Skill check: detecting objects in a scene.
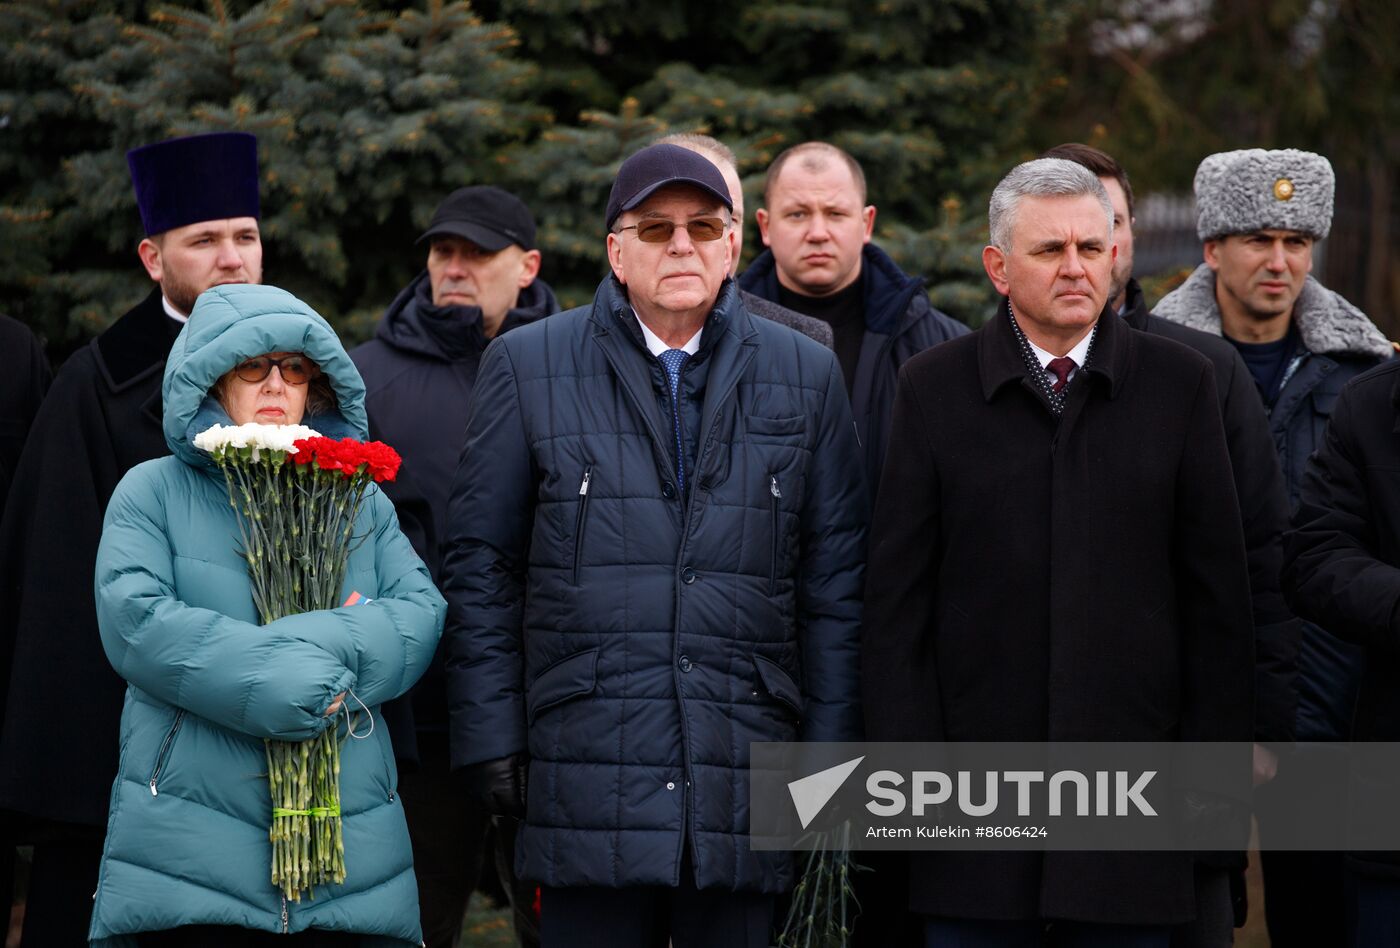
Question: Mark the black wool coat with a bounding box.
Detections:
[0,289,176,828]
[1283,360,1400,879]
[862,301,1254,925]
[0,315,51,514]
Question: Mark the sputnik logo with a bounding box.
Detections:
[787,756,865,829]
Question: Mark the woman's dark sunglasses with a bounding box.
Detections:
[233,355,320,385]
[617,217,727,243]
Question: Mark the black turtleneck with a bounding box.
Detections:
[777,275,865,395]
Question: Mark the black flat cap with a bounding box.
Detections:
[418,186,536,251]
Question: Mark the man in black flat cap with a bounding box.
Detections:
[441,143,866,946]
[0,131,262,946]
[353,185,558,948]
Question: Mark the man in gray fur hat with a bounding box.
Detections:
[1154,148,1393,948]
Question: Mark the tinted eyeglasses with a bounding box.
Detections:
[233,355,320,385]
[616,217,728,243]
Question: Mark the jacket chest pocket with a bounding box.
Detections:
[745,415,806,593]
[572,464,594,585]
[768,474,784,595]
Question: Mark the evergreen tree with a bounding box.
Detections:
[0,0,141,353]
[0,0,541,349]
[498,0,1073,324]
[1030,0,1398,326]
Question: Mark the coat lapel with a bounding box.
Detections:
[693,284,757,476]
[94,288,177,394]
[588,288,685,486]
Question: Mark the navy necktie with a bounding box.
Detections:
[659,348,689,490]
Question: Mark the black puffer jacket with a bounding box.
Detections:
[351,274,558,756]
[353,272,559,557]
[442,276,867,893]
[739,243,968,490]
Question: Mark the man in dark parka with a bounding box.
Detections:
[352,185,558,948]
[862,158,1254,946]
[442,144,866,947]
[0,132,262,946]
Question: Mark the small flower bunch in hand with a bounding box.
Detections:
[197,423,403,902]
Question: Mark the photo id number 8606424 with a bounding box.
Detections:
[974,826,1047,839]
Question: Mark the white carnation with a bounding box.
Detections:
[195,422,322,460]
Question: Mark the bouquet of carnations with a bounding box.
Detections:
[776,821,865,948]
[193,422,402,902]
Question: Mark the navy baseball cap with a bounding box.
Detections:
[127,132,260,237]
[418,186,536,251]
[605,144,733,230]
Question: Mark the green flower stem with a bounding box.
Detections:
[211,449,381,901]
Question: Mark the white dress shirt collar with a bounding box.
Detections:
[634,310,702,357]
[1025,325,1096,385]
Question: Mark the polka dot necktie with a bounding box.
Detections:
[1046,356,1076,394]
[659,348,689,490]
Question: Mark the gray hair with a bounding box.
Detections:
[654,133,738,175]
[988,158,1113,252]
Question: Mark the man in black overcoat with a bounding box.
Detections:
[1283,360,1400,945]
[861,158,1254,946]
[1044,142,1300,946]
[0,132,262,945]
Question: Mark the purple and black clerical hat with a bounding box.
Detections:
[126,132,260,237]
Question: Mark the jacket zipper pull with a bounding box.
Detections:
[770,475,781,499]
[281,895,289,933]
[579,470,592,496]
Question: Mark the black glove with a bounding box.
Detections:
[460,753,528,819]
[1179,788,1250,851]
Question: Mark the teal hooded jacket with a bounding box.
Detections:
[90,285,444,946]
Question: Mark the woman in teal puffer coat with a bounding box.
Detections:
[89,285,445,946]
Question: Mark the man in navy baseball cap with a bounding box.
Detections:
[604,141,733,230]
[443,140,865,947]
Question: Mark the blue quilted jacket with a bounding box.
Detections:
[442,276,867,894]
[89,285,444,946]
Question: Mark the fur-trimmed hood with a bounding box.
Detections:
[1153,264,1391,360]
